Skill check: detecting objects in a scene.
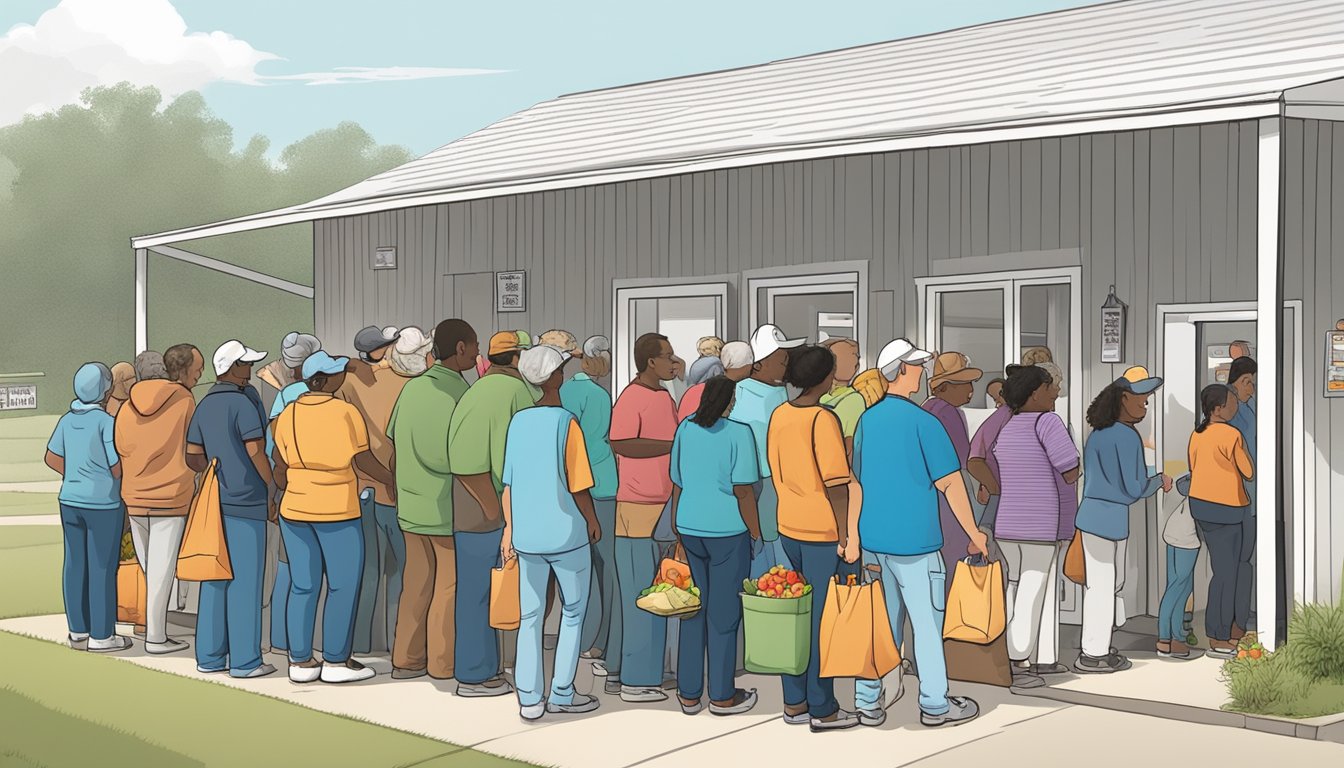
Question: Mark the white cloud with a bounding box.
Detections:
[0,0,502,125]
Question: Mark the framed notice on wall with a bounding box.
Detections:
[496,270,526,313]
[1326,329,1344,397]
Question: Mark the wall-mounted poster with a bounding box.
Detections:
[1327,329,1344,397]
[496,270,526,312]
[372,246,397,270]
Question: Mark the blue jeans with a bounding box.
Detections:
[581,498,619,656]
[749,482,792,577]
[270,561,290,651]
[354,492,405,654]
[678,533,750,702]
[855,551,950,716]
[59,504,122,640]
[281,517,364,663]
[779,537,841,718]
[517,547,592,707]
[1236,503,1255,629]
[454,528,503,685]
[197,515,267,676]
[1159,545,1199,641]
[615,536,666,687]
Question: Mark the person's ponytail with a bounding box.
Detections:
[1195,384,1232,434]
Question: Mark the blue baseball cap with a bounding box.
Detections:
[301,350,350,380]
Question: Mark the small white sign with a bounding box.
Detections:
[1,385,36,410]
[496,270,526,313]
[372,246,397,270]
[1101,306,1124,364]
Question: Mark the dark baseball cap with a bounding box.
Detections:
[354,326,400,356]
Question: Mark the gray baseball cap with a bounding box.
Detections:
[354,325,400,356]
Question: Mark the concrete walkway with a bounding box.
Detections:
[0,514,58,526]
[0,481,60,493]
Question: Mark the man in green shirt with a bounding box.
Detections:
[386,319,476,681]
[448,330,537,697]
[820,338,867,459]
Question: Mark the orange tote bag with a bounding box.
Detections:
[818,575,901,680]
[176,460,233,582]
[490,557,521,630]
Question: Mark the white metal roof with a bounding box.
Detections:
[135,0,1344,248]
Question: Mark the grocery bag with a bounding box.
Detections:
[657,542,691,588]
[1063,529,1086,585]
[741,590,811,675]
[944,633,1013,687]
[116,533,147,626]
[818,575,900,679]
[490,557,520,630]
[943,556,1006,644]
[176,460,232,582]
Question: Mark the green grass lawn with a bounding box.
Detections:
[0,492,58,517]
[0,524,537,768]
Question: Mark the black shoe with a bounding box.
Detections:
[1073,652,1132,674]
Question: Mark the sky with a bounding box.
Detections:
[0,0,1111,159]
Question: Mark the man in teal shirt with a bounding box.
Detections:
[386,319,476,680]
[560,335,621,677]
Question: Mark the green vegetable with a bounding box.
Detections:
[690,587,700,597]
[743,579,758,595]
[802,584,813,595]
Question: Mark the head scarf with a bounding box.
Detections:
[72,362,112,412]
[281,332,322,369]
[390,327,434,376]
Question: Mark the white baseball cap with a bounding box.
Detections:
[213,340,267,376]
[876,338,934,377]
[749,324,805,363]
[519,345,572,386]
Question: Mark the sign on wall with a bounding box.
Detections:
[1326,326,1344,397]
[372,246,397,270]
[496,270,526,313]
[0,385,37,411]
[1100,285,1126,364]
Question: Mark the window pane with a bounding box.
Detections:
[770,291,855,344]
[939,289,1005,410]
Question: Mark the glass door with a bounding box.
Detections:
[613,282,728,402]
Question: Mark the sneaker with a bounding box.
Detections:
[782,708,810,726]
[87,635,132,653]
[457,678,514,698]
[197,664,227,674]
[709,689,758,716]
[591,660,609,677]
[620,685,668,703]
[289,661,322,683]
[1074,653,1132,674]
[1207,641,1238,659]
[810,709,861,732]
[547,693,600,715]
[604,680,622,695]
[233,663,278,679]
[321,660,375,684]
[1157,640,1194,659]
[679,697,704,715]
[145,639,190,655]
[392,667,429,680]
[68,633,88,649]
[858,707,887,727]
[520,702,545,721]
[920,696,980,728]
[1010,671,1046,690]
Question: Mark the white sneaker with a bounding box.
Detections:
[289,662,322,683]
[232,663,277,679]
[591,660,609,677]
[520,702,545,721]
[620,686,668,703]
[321,660,376,684]
[87,635,131,653]
[547,693,600,714]
[68,633,88,649]
[145,639,190,655]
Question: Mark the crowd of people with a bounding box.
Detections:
[42,315,1258,727]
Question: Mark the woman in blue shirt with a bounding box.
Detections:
[670,375,762,717]
[44,362,131,653]
[1073,367,1171,674]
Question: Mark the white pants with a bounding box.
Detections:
[130,515,187,645]
[1080,532,1128,659]
[1000,540,1060,666]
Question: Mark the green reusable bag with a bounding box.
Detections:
[741,590,812,676]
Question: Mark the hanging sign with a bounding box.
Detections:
[1100,285,1126,364]
[496,270,526,313]
[1326,321,1344,397]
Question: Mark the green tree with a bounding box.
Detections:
[0,83,413,414]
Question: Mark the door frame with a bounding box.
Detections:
[1152,300,1307,617]
[743,261,869,368]
[612,279,730,401]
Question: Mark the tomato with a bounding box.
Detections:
[786,572,800,585]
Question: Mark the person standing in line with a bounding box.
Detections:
[45,362,130,653]
[1073,367,1170,674]
[1157,474,1201,660]
[263,331,322,655]
[1225,352,1257,635]
[502,345,603,720]
[685,336,727,389]
[985,378,1007,410]
[116,343,203,655]
[561,335,622,680]
[1188,384,1255,659]
[968,382,1012,532]
[448,331,537,699]
[133,351,169,384]
[339,325,406,656]
[608,332,680,703]
[388,319,477,680]
[769,346,860,732]
[678,340,752,423]
[273,351,395,684]
[921,352,984,580]
[669,375,761,717]
[106,362,136,418]
[851,339,987,728]
[818,338,866,460]
[186,340,277,679]
[991,365,1079,687]
[731,324,805,576]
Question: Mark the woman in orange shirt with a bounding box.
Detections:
[1186,384,1254,658]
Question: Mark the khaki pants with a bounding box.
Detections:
[393,532,456,678]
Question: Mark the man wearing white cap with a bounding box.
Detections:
[729,324,804,575]
[851,338,986,728]
[502,345,602,720]
[185,340,277,679]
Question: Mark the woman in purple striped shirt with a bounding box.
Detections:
[991,365,1080,688]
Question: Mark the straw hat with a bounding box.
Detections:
[929,352,984,389]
